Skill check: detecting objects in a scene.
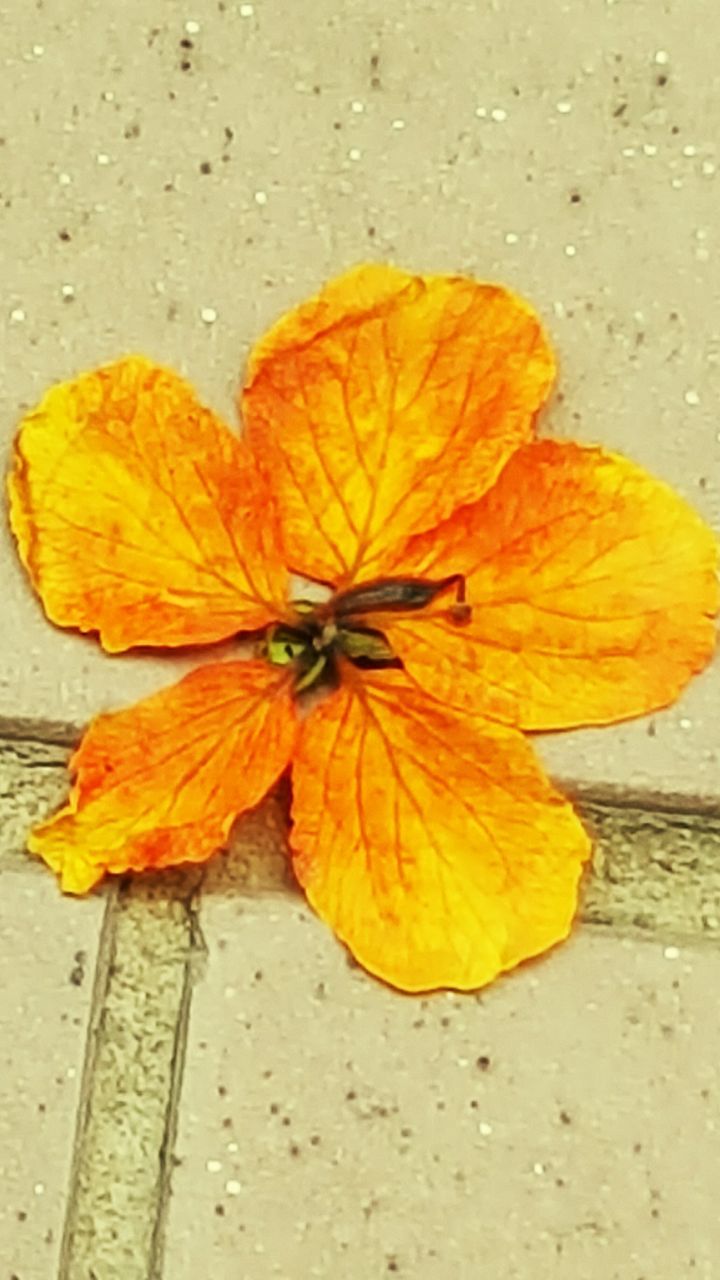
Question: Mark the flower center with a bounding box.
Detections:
[263,573,470,693]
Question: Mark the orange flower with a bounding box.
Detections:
[7,265,719,992]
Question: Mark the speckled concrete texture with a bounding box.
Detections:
[0,870,105,1280]
[2,0,720,1277]
[164,913,720,1280]
[1,0,718,797]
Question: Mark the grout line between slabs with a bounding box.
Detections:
[147,888,207,1280]
[57,883,120,1280]
[55,872,206,1280]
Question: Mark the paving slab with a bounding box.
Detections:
[164,893,720,1280]
[1,0,718,799]
[0,869,106,1280]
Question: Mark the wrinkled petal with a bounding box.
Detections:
[29,661,297,893]
[243,264,554,585]
[379,441,719,731]
[290,669,590,993]
[8,357,288,651]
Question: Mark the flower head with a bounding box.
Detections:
[7,265,718,991]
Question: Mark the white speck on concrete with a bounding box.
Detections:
[102,89,115,101]
[491,107,507,122]
[96,153,110,165]
[350,100,365,113]
[226,1179,242,1195]
[479,1121,493,1136]
[654,50,670,66]
[664,945,680,960]
[10,307,26,322]
[475,106,487,118]
[32,43,45,56]
[684,390,700,406]
[683,145,697,157]
[391,118,406,130]
[556,101,572,114]
[348,147,361,160]
[254,190,268,205]
[200,306,217,324]
[239,3,254,14]
[34,1182,45,1195]
[643,143,658,156]
[565,244,577,256]
[533,1162,546,1175]
[206,1159,222,1172]
[61,283,75,299]
[702,160,716,176]
[505,232,518,244]
[58,172,72,185]
[185,19,201,33]
[622,146,636,157]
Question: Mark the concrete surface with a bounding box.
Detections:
[165,916,720,1280]
[1,0,719,799]
[2,0,720,1278]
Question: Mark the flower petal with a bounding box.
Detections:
[381,441,719,730]
[29,661,297,893]
[289,669,590,993]
[242,264,554,584]
[8,357,287,651]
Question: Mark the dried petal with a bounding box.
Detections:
[290,669,590,992]
[380,441,719,729]
[29,661,297,893]
[243,264,554,584]
[8,357,287,651]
